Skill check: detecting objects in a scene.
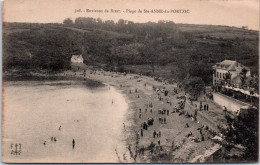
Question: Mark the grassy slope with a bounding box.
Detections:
[3,22,259,84]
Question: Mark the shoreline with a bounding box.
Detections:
[3,69,224,163]
[3,72,105,88]
[74,69,227,163]
[3,72,136,162]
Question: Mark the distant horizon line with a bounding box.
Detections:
[3,21,259,32]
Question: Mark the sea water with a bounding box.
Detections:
[2,80,128,163]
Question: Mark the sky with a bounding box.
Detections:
[3,0,259,30]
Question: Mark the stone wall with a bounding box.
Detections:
[184,101,219,132]
[212,92,250,113]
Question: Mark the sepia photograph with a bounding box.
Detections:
[1,0,259,163]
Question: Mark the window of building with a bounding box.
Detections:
[217,72,219,78]
[220,73,222,79]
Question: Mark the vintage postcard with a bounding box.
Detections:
[2,0,259,163]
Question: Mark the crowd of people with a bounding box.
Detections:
[123,73,223,154]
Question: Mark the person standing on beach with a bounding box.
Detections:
[72,139,75,149]
[153,130,156,138]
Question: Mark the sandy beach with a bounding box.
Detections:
[57,65,225,163]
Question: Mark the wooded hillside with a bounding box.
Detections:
[3,18,259,88]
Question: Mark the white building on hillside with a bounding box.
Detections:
[71,55,83,63]
[212,60,251,87]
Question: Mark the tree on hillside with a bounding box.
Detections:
[139,41,160,73]
[184,77,205,100]
[249,75,259,92]
[222,109,258,162]
[63,18,73,25]
[224,71,232,85]
[96,18,102,24]
[240,67,248,87]
[118,19,126,25]
[188,60,213,84]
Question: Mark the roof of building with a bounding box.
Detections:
[71,55,83,58]
[218,60,238,71]
[213,60,250,71]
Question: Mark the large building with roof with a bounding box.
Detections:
[212,60,251,87]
